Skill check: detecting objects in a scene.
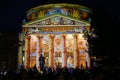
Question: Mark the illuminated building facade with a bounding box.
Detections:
[18,3,95,70]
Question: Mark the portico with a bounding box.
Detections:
[18,3,94,70]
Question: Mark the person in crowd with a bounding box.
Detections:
[39,54,45,71]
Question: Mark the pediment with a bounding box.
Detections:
[23,15,90,27]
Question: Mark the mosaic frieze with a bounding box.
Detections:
[32,16,87,26]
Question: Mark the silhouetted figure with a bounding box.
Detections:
[39,54,45,71]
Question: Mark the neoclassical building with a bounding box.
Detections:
[18,3,95,70]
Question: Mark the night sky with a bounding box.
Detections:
[0,0,120,56]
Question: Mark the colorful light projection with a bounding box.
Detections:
[18,3,96,70]
[26,4,92,22]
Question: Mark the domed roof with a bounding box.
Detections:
[27,3,92,14]
[25,3,92,23]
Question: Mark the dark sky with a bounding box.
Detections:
[0,0,120,55]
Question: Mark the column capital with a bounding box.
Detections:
[26,35,31,39]
[49,34,55,39]
[62,34,67,39]
[62,34,67,36]
[36,34,43,38]
[73,34,78,38]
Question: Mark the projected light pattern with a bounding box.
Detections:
[18,3,95,70]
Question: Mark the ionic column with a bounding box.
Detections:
[18,33,23,67]
[18,46,22,66]
[85,40,90,68]
[49,34,55,68]
[37,35,43,57]
[25,35,31,69]
[62,34,67,67]
[73,34,79,68]
[36,34,42,70]
[29,35,33,68]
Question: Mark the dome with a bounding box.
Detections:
[25,3,92,23]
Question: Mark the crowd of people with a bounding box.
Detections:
[0,59,120,80]
[0,66,97,80]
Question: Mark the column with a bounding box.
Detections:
[36,34,43,70]
[73,34,79,68]
[25,35,31,69]
[18,33,24,69]
[62,34,67,67]
[29,35,32,68]
[49,34,55,68]
[18,46,22,68]
[37,35,43,57]
[85,39,90,68]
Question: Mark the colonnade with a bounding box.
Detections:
[24,33,89,69]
